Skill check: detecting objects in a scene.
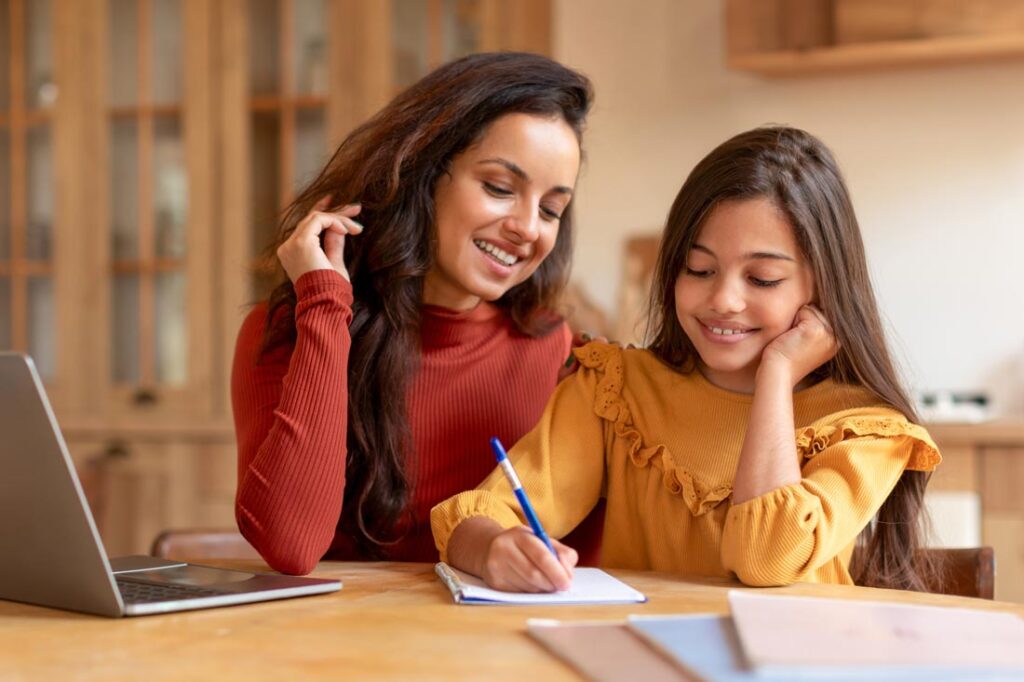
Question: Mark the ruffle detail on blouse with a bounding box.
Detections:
[795,413,941,472]
[574,343,732,516]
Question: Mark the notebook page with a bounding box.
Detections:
[435,563,646,605]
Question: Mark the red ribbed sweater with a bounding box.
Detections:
[232,269,601,574]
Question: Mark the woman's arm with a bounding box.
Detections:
[232,271,354,575]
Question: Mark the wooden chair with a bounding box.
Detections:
[917,547,995,600]
[150,528,262,562]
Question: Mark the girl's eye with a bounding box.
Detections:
[685,267,712,278]
[750,276,783,288]
[483,182,513,197]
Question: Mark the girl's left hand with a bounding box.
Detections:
[759,305,839,387]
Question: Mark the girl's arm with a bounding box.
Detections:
[232,272,353,575]
[431,351,610,592]
[732,305,838,504]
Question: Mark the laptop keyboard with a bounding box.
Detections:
[116,576,229,604]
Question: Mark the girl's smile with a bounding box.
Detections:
[674,197,815,393]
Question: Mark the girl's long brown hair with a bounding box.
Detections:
[259,52,592,557]
[646,126,939,591]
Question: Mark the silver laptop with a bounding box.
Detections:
[0,352,340,617]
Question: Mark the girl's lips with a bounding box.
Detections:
[697,320,757,344]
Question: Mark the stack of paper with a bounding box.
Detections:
[527,591,1024,681]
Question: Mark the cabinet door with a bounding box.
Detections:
[84,0,215,419]
[0,0,77,409]
[65,435,238,556]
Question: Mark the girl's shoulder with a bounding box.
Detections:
[796,403,941,472]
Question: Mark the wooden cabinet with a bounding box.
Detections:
[927,422,1024,603]
[725,0,1024,76]
[1,0,553,555]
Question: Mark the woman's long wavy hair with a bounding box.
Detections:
[259,52,592,557]
[646,126,939,591]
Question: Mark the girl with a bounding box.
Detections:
[431,126,942,593]
[232,52,603,575]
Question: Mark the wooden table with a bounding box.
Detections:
[2,561,1022,680]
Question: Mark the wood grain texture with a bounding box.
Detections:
[0,562,1021,680]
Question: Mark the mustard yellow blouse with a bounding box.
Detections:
[431,343,941,586]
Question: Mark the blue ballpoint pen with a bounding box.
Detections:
[489,437,558,559]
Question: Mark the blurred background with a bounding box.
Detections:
[1,0,1022,599]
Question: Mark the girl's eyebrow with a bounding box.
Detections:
[691,243,795,262]
[477,158,574,196]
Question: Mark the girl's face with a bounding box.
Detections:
[674,197,816,393]
[425,112,581,310]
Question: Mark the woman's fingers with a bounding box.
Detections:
[278,203,363,283]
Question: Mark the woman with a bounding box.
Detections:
[232,52,601,575]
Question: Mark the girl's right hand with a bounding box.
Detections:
[276,196,364,283]
[481,525,577,592]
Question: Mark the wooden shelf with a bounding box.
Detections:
[729,31,1024,76]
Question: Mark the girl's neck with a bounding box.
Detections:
[697,360,820,395]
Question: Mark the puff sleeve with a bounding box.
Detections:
[720,409,941,586]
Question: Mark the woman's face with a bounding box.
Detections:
[425,112,581,310]
[673,197,815,393]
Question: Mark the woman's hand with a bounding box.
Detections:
[759,304,839,388]
[276,196,364,283]
[481,526,578,592]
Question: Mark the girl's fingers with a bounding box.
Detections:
[312,194,332,212]
[518,532,572,591]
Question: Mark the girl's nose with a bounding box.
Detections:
[709,277,746,314]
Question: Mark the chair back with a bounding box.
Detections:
[917,547,995,600]
[150,528,261,562]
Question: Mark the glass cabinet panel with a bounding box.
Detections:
[106,0,190,392]
[112,274,140,384]
[441,0,483,63]
[293,0,327,96]
[0,278,9,347]
[154,271,185,385]
[109,0,139,108]
[294,107,326,191]
[27,276,53,377]
[26,126,53,260]
[25,0,54,109]
[392,0,429,89]
[0,132,9,260]
[151,0,182,105]
[246,0,329,300]
[110,119,139,260]
[153,116,186,259]
[248,0,280,97]
[0,0,9,110]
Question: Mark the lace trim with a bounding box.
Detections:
[575,344,731,516]
[795,415,941,471]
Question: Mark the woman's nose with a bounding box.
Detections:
[501,204,541,244]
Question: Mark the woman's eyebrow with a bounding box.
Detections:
[478,158,573,196]
[691,243,795,262]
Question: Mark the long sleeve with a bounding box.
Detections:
[430,359,607,563]
[720,411,941,586]
[232,269,353,575]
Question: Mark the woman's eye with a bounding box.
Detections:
[750,276,783,288]
[685,267,711,278]
[483,182,513,197]
[540,205,562,221]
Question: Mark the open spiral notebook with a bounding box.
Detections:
[434,562,646,605]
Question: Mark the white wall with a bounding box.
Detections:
[554,0,1024,416]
